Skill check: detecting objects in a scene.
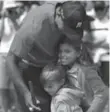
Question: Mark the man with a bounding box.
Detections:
[6,1,87,112]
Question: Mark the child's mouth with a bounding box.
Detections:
[61,58,67,62]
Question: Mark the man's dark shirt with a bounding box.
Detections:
[10,2,62,67]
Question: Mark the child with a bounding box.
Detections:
[58,38,109,112]
[40,64,84,112]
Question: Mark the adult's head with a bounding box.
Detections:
[54,1,86,41]
[3,1,23,19]
[92,1,108,20]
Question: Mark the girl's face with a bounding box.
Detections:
[59,43,79,66]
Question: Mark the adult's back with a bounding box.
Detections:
[10,3,62,67]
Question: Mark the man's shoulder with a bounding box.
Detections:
[34,3,55,17]
[23,3,55,25]
[16,3,56,37]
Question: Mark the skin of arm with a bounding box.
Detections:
[6,52,29,96]
[6,52,41,111]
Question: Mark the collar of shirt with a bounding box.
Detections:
[67,63,82,90]
[67,63,80,79]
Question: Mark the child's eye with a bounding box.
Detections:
[64,49,71,53]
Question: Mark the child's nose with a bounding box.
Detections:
[60,52,65,57]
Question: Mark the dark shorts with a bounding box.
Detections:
[16,65,51,112]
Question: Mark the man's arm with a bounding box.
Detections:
[6,52,29,96]
[86,68,109,112]
[6,52,41,111]
[5,5,49,111]
[6,52,33,108]
[5,7,41,110]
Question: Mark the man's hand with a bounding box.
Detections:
[24,92,41,111]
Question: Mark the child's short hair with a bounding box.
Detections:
[60,37,81,52]
[40,63,66,86]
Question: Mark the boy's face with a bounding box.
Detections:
[59,43,79,66]
[44,80,64,96]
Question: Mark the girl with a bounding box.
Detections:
[58,38,108,112]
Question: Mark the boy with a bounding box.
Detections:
[58,38,109,112]
[40,64,84,112]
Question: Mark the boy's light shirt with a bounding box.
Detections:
[51,88,83,112]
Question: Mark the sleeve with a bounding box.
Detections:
[10,24,34,59]
[9,6,46,59]
[56,102,83,112]
[86,68,109,112]
[51,96,83,112]
[55,102,72,112]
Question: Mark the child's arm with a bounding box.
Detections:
[52,101,82,112]
[56,103,72,112]
[85,68,108,112]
